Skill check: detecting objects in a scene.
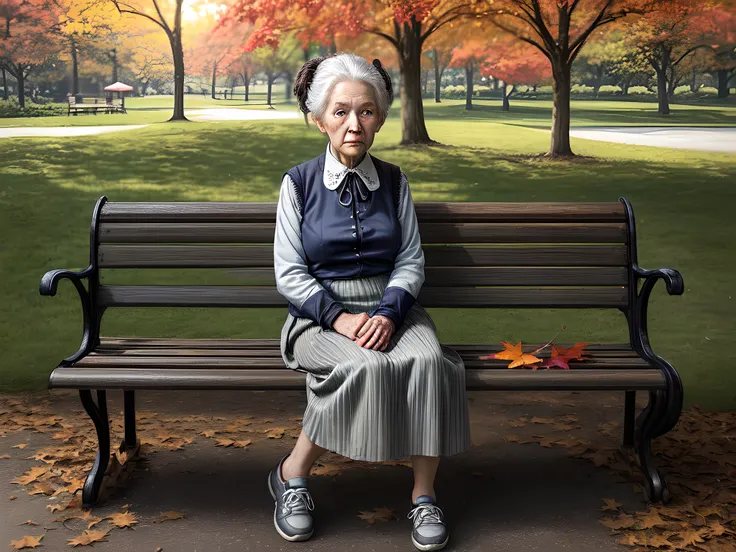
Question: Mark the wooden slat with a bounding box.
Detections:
[100,223,276,244]
[97,337,635,352]
[48,367,664,391]
[101,202,626,223]
[80,351,650,370]
[98,244,628,268]
[100,267,628,287]
[423,267,628,287]
[98,222,627,245]
[98,285,628,308]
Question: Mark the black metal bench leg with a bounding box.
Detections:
[123,390,137,449]
[623,390,636,447]
[634,390,671,504]
[79,390,110,507]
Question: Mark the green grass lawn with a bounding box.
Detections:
[1,99,735,412]
[1,92,734,128]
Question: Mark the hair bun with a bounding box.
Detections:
[372,58,393,105]
[294,55,328,115]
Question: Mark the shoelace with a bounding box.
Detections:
[407,503,445,527]
[282,487,315,514]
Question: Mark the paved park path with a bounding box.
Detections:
[0,125,150,138]
[569,126,736,153]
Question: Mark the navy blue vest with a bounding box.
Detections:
[283,152,403,321]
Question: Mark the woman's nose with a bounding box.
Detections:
[347,112,362,132]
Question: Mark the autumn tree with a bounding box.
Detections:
[110,0,187,120]
[222,0,491,145]
[449,40,488,110]
[250,32,303,107]
[483,38,552,110]
[487,0,661,156]
[627,0,718,115]
[0,0,62,107]
[709,4,736,98]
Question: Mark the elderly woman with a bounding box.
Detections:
[270,53,471,551]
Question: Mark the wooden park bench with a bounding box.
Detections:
[39,197,684,508]
[67,96,126,116]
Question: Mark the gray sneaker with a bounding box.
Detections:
[267,454,315,541]
[408,495,449,551]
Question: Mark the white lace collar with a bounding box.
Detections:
[322,141,380,191]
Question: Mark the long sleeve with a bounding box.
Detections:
[274,174,346,329]
[370,172,425,329]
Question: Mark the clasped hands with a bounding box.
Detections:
[332,312,394,351]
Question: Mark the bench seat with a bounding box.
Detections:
[48,337,665,391]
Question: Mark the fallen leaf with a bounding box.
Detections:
[0,455,11,459]
[214,439,234,447]
[12,444,28,449]
[9,534,44,550]
[67,529,109,547]
[265,428,286,439]
[154,511,186,523]
[105,511,137,529]
[600,498,623,512]
[9,495,17,500]
[18,521,39,526]
[357,507,396,524]
[479,342,543,369]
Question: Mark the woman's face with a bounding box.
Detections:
[313,79,384,168]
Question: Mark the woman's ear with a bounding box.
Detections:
[313,115,327,134]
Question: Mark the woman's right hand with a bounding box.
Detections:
[332,312,371,341]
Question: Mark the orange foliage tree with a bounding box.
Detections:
[0,0,62,107]
[449,39,488,110]
[221,0,489,145]
[110,0,187,120]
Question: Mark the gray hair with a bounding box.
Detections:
[306,53,392,123]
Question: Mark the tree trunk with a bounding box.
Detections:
[690,68,698,93]
[593,65,603,98]
[550,61,573,156]
[717,69,730,99]
[70,37,79,95]
[397,26,433,145]
[502,84,516,111]
[245,77,250,101]
[267,74,273,107]
[141,81,149,96]
[465,61,474,110]
[656,68,669,115]
[285,73,292,102]
[655,46,670,116]
[433,49,441,103]
[2,68,7,101]
[17,68,25,108]
[170,31,187,121]
[111,48,118,83]
[211,60,217,99]
[329,39,337,55]
[493,77,499,91]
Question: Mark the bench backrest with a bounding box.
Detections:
[91,200,635,311]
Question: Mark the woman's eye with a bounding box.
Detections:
[335,110,345,116]
[363,110,373,116]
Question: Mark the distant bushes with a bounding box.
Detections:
[0,97,64,118]
[628,86,655,96]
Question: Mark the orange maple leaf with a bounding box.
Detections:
[480,342,543,369]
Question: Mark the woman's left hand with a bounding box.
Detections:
[355,315,395,351]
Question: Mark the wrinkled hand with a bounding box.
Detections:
[333,312,395,351]
[333,312,371,341]
[355,315,394,351]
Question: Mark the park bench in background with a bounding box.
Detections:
[67,96,126,116]
[39,198,684,507]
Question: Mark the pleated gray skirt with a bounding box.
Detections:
[280,273,472,462]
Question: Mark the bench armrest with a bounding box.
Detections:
[631,266,684,359]
[39,267,97,365]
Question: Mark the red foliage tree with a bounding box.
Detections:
[221,0,489,145]
[482,39,552,111]
[0,0,62,107]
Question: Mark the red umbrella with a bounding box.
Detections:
[103,82,134,110]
